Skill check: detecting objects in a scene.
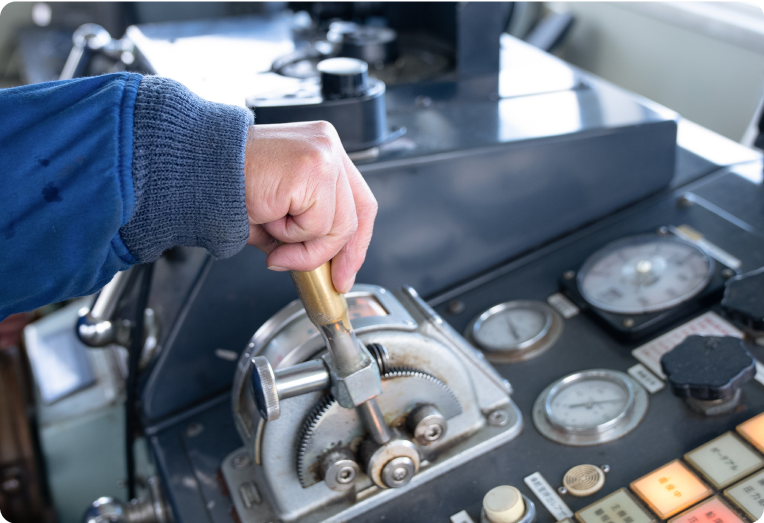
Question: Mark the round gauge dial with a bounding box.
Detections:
[577,235,714,315]
[466,301,562,363]
[533,369,648,446]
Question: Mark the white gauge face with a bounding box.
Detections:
[474,307,548,351]
[547,377,630,431]
[578,235,713,314]
[533,370,648,445]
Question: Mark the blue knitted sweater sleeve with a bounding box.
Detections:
[0,73,253,320]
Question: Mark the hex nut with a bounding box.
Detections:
[322,353,382,408]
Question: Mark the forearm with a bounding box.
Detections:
[0,74,253,319]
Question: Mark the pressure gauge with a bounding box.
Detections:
[466,300,562,363]
[533,369,648,446]
[577,235,714,315]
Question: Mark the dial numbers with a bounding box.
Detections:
[548,378,629,431]
[474,307,547,350]
[467,301,563,363]
[578,235,714,315]
[533,369,649,446]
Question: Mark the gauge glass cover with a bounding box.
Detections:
[545,372,635,434]
[472,302,552,352]
[577,235,714,315]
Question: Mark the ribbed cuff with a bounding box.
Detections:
[119,76,254,262]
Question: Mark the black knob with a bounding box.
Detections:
[722,266,764,331]
[317,57,369,100]
[661,335,755,401]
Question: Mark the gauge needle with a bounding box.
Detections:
[504,316,520,340]
[566,399,624,409]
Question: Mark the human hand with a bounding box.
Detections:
[244,121,378,294]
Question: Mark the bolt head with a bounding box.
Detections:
[322,454,360,491]
[487,409,509,427]
[424,424,443,441]
[381,456,416,488]
[186,423,204,438]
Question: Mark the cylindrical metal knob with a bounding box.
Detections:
[321,449,360,491]
[317,57,369,100]
[407,404,447,445]
[251,357,330,421]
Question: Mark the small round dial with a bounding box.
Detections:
[547,377,630,432]
[467,301,562,362]
[533,370,648,446]
[578,235,714,315]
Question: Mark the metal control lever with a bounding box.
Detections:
[251,261,423,488]
[77,270,132,347]
[252,263,385,427]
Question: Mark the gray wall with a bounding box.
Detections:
[553,2,764,142]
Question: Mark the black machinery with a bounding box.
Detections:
[60,4,764,523]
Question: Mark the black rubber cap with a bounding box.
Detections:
[661,335,755,401]
[722,266,764,331]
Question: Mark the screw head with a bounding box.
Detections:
[446,300,466,315]
[558,486,568,495]
[381,456,416,488]
[408,405,447,445]
[487,409,509,427]
[336,465,357,484]
[232,453,251,470]
[601,464,611,473]
[186,422,204,438]
[424,424,443,442]
[322,453,360,491]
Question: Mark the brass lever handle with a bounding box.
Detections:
[290,262,351,330]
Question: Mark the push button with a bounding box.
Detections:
[737,411,764,453]
[668,496,745,523]
[685,432,764,489]
[630,459,713,519]
[575,488,655,523]
[723,468,764,521]
[483,486,526,523]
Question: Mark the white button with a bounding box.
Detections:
[483,485,525,523]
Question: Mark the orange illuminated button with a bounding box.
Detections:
[669,496,745,523]
[631,460,713,519]
[738,411,764,453]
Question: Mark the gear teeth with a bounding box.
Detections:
[296,393,336,487]
[296,367,461,488]
[382,368,462,414]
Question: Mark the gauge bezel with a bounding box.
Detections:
[466,300,562,363]
[532,369,649,446]
[577,234,715,315]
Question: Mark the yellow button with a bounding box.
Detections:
[685,432,764,489]
[483,485,526,523]
[576,488,655,523]
[631,459,713,519]
[669,496,745,523]
[723,468,764,521]
[737,411,764,453]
